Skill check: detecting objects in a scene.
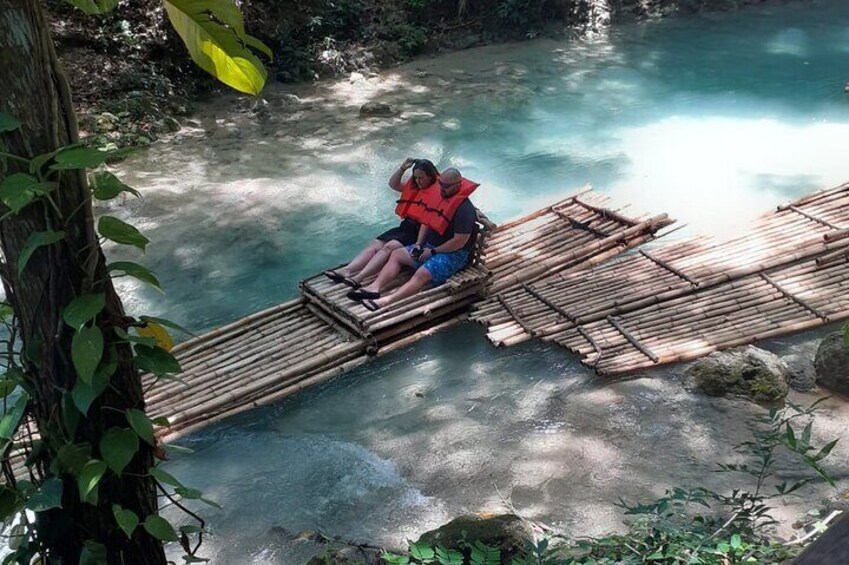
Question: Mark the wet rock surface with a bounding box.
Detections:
[685,346,790,402]
[417,514,532,564]
[814,332,849,395]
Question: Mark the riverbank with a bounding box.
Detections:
[49,0,804,148]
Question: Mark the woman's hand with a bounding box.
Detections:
[401,157,415,170]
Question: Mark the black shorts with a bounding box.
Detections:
[376,219,418,246]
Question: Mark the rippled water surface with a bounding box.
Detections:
[108,1,849,562]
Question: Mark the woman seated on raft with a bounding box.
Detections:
[324,158,439,288]
[347,167,479,311]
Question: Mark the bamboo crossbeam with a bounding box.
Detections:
[606,316,659,363]
[640,249,700,286]
[789,205,845,230]
[759,273,829,320]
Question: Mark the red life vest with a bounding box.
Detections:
[394,178,438,220]
[406,178,479,235]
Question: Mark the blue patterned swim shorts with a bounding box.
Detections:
[405,245,470,285]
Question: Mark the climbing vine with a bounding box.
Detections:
[0,112,211,563]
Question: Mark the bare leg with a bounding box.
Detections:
[374,267,432,307]
[361,247,416,293]
[352,240,404,284]
[339,240,385,276]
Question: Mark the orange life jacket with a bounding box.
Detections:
[394,178,438,220]
[405,178,479,235]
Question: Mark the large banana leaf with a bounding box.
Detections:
[164,0,270,96]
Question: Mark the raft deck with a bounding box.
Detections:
[472,182,849,374]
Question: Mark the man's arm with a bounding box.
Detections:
[432,233,471,254]
[389,158,415,192]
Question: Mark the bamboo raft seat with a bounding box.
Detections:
[472,181,849,374]
[300,262,491,347]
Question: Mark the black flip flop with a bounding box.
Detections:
[323,270,346,283]
[362,299,382,312]
[342,276,361,289]
[347,289,380,301]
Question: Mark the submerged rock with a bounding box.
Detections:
[359,102,394,117]
[814,332,849,395]
[416,513,532,563]
[685,346,789,402]
[305,544,383,565]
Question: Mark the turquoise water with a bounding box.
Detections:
[110,1,849,562]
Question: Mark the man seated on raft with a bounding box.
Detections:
[324,158,439,288]
[347,167,478,311]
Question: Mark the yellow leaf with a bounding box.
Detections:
[164,0,268,96]
[137,322,174,351]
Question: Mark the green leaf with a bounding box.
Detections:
[26,477,63,512]
[56,443,92,475]
[0,485,23,524]
[164,0,268,96]
[150,467,184,488]
[0,391,28,440]
[80,539,108,565]
[63,0,119,14]
[843,323,849,348]
[162,443,194,455]
[17,230,65,275]
[71,368,110,415]
[90,171,141,200]
[134,344,182,375]
[140,315,194,336]
[730,533,742,550]
[63,294,105,330]
[100,427,139,475]
[0,173,41,213]
[144,514,179,542]
[0,379,17,399]
[114,326,158,348]
[77,460,107,505]
[107,261,162,291]
[112,504,139,539]
[126,409,156,446]
[29,151,56,175]
[813,439,839,462]
[152,416,171,427]
[50,146,111,170]
[785,423,797,449]
[72,325,104,383]
[98,216,149,251]
[410,542,435,562]
[0,112,21,133]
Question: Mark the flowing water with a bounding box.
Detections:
[103,1,849,562]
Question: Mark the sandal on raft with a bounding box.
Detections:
[323,270,346,283]
[347,289,380,301]
[362,299,382,312]
[342,276,361,289]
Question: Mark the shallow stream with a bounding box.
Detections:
[108,1,849,562]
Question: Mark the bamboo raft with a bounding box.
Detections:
[141,187,669,440]
[471,182,849,374]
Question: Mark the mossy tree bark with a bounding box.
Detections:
[0,1,166,562]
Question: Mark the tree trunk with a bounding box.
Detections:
[0,1,167,563]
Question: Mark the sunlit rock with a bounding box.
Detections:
[814,332,849,396]
[685,346,789,402]
[416,513,532,562]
